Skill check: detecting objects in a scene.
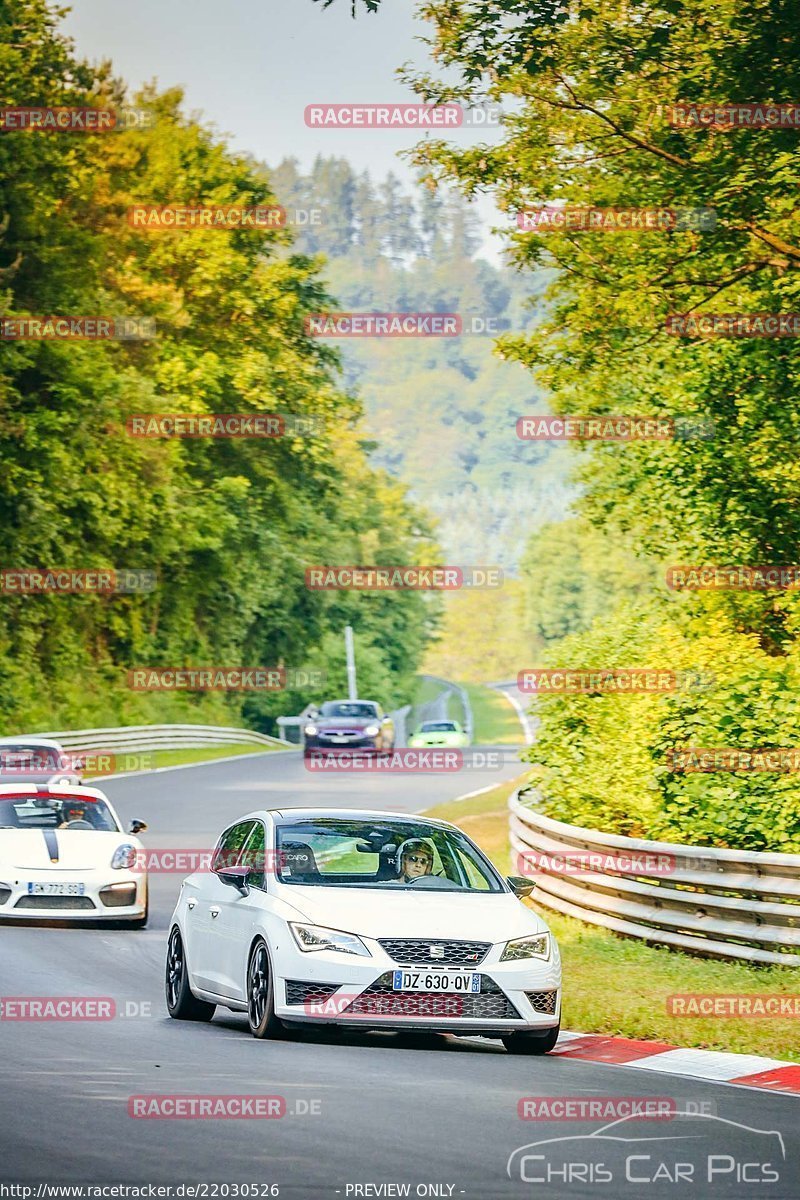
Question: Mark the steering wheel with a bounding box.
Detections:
[63,819,93,829]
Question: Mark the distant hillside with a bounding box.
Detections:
[264,157,576,570]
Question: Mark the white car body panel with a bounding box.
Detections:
[0,785,147,922]
[170,807,561,1035]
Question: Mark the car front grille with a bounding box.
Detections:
[285,981,343,1006]
[343,973,520,1021]
[526,990,559,1015]
[14,895,96,910]
[378,938,491,967]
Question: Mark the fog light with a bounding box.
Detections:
[99,882,137,908]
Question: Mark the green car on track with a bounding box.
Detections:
[407,719,470,748]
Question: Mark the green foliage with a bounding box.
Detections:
[377,0,800,851]
[525,599,800,851]
[422,580,532,682]
[265,157,575,568]
[520,518,658,644]
[0,1,434,733]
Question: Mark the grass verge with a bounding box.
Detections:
[463,683,524,745]
[424,780,800,1063]
[84,741,285,778]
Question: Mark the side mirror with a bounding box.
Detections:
[507,875,535,899]
[128,819,148,834]
[217,865,251,895]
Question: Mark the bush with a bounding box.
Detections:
[524,599,800,852]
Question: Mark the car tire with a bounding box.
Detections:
[166,926,216,1022]
[247,938,283,1039]
[502,1023,560,1055]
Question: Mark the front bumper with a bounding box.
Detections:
[0,869,147,921]
[273,939,561,1035]
[304,736,381,753]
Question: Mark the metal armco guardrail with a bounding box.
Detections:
[509,788,800,967]
[34,723,288,753]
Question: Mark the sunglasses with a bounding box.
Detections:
[405,854,432,865]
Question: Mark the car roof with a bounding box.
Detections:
[0,736,63,748]
[320,699,378,706]
[0,783,108,801]
[249,806,455,829]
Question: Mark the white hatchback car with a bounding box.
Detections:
[166,807,561,1053]
[0,784,149,925]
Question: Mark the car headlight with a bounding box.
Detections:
[289,922,371,957]
[304,724,318,736]
[364,724,380,736]
[111,843,137,870]
[500,933,551,962]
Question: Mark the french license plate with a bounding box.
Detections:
[27,882,85,896]
[392,970,481,993]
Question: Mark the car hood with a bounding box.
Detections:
[0,829,134,870]
[274,884,547,942]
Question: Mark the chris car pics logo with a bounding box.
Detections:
[507,1113,785,1187]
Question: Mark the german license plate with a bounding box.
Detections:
[392,970,480,993]
[27,882,85,896]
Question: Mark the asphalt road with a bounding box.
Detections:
[1,750,798,1199]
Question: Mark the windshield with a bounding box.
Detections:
[275,818,503,892]
[0,796,119,832]
[420,722,458,732]
[319,702,378,719]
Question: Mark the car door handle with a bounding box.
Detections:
[187,899,196,910]
[210,907,220,918]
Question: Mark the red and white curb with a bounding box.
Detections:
[553,1031,800,1096]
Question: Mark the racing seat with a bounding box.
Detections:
[280,841,320,879]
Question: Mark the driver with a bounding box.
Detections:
[392,837,435,883]
[58,803,89,828]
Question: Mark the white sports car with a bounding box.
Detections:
[0,784,149,925]
[166,807,561,1053]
